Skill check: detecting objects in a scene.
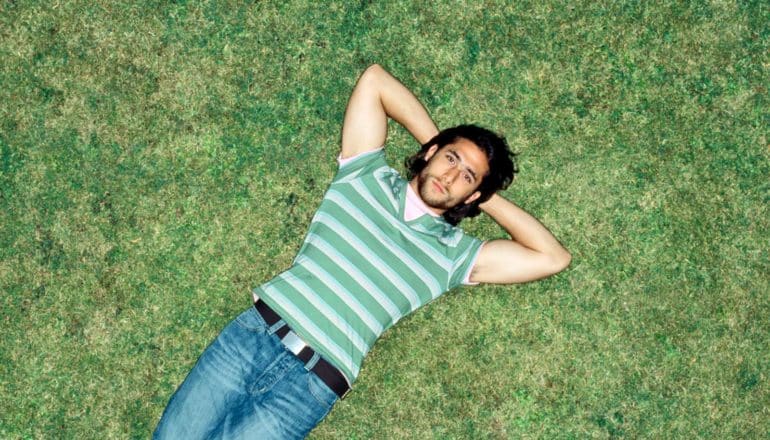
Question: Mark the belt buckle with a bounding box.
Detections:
[281,331,306,356]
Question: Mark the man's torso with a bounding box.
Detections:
[254,150,482,383]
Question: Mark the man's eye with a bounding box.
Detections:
[464,174,472,183]
[447,155,455,164]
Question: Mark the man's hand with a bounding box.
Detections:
[470,194,571,284]
[340,64,438,159]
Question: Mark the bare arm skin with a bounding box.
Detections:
[470,194,571,284]
[340,64,438,159]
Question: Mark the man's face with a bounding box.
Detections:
[413,138,490,214]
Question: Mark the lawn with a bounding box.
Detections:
[1,0,768,438]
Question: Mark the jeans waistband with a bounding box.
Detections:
[253,298,351,399]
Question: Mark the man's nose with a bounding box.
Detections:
[442,169,459,184]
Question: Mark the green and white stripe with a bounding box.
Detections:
[303,234,403,323]
[313,211,422,310]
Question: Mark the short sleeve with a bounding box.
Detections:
[447,235,484,289]
[333,148,388,183]
[461,241,486,285]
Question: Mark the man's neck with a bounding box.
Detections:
[406,178,441,220]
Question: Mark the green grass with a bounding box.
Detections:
[1,0,768,438]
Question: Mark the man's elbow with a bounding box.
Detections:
[361,64,385,82]
[550,249,572,274]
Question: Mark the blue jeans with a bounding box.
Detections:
[153,306,339,439]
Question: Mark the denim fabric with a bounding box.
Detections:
[153,306,339,439]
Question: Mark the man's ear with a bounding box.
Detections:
[424,144,439,161]
[463,191,482,205]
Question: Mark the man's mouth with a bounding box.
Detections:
[432,179,446,194]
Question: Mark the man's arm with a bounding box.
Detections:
[470,194,571,284]
[340,64,438,159]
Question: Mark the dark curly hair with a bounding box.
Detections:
[404,124,518,226]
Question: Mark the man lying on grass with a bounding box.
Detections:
[154,64,571,439]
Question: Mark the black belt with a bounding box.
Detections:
[254,298,351,399]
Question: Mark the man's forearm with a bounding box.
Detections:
[480,194,570,261]
[368,65,438,144]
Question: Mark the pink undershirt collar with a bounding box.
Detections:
[404,182,439,222]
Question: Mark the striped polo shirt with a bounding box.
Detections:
[253,149,483,383]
